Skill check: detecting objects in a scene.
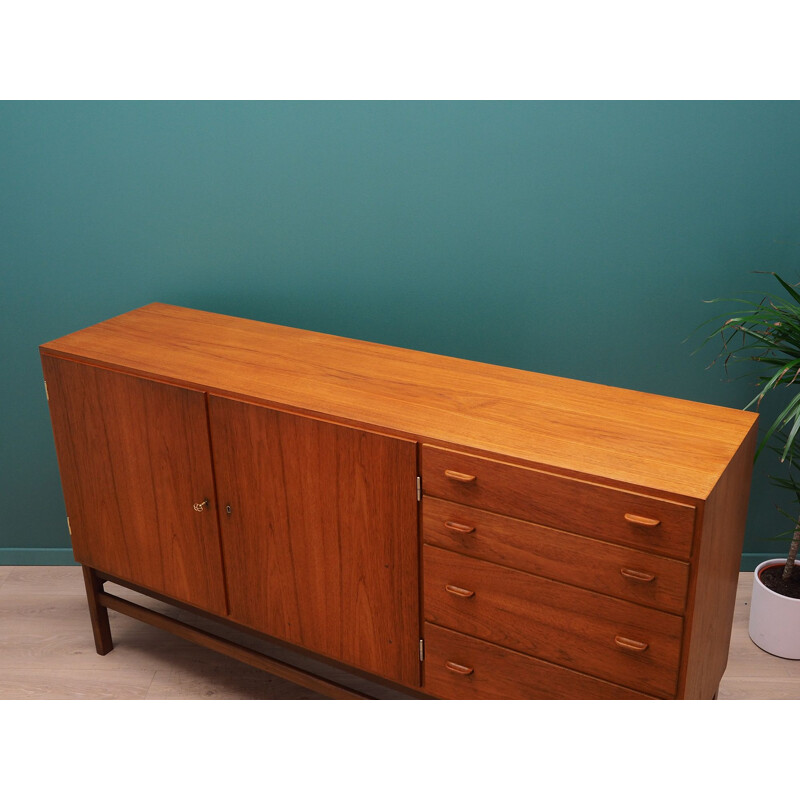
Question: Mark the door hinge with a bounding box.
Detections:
[416,476,421,502]
[44,380,49,401]
[66,517,72,537]
[419,638,424,661]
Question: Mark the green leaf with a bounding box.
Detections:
[772,273,800,306]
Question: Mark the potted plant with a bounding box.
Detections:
[701,272,800,658]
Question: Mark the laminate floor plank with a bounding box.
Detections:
[0,667,153,699]
[0,565,84,596]
[0,584,220,673]
[717,678,800,700]
[145,663,327,700]
[722,632,799,679]
[0,566,14,589]
[2,567,798,699]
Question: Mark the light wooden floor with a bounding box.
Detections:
[0,566,796,699]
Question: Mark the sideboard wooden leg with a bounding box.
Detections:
[82,566,113,655]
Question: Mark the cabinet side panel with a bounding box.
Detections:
[208,396,420,688]
[41,355,227,615]
[680,420,758,698]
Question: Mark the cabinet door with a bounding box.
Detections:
[208,396,420,687]
[42,356,227,615]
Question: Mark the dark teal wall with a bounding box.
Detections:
[2,101,799,566]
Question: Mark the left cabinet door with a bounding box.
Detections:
[42,356,228,616]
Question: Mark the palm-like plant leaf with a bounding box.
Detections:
[699,273,800,461]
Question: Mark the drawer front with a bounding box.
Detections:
[423,545,683,698]
[423,496,690,615]
[421,445,696,561]
[423,623,654,700]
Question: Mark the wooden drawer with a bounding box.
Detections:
[423,496,690,615]
[423,545,683,698]
[423,623,654,699]
[421,445,696,561]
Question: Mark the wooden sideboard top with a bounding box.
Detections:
[40,302,758,501]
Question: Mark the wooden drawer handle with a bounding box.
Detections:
[624,513,661,528]
[445,584,475,598]
[444,520,476,534]
[444,470,477,484]
[445,661,474,676]
[620,567,656,583]
[614,635,649,652]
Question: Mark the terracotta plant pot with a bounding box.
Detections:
[749,558,800,659]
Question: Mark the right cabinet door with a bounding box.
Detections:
[208,396,420,687]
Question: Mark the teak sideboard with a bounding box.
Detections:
[40,303,758,700]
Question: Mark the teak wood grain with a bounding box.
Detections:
[422,446,696,561]
[679,423,759,698]
[423,544,683,697]
[207,395,420,688]
[41,356,227,616]
[422,623,653,700]
[39,302,757,500]
[422,496,690,615]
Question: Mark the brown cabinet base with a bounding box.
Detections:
[82,566,410,700]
